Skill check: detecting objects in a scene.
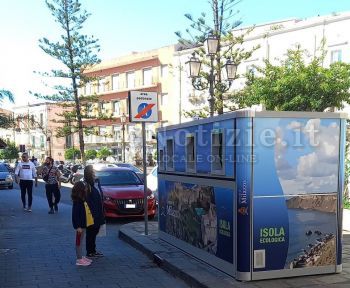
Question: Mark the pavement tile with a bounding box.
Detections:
[119,220,350,288]
[0,189,189,288]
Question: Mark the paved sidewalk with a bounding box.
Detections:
[0,189,189,288]
[119,211,350,288]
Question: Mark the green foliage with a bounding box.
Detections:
[34,0,101,163]
[176,0,259,116]
[0,90,15,129]
[0,142,19,161]
[97,147,112,160]
[344,197,350,209]
[85,149,97,160]
[233,43,350,111]
[64,147,81,160]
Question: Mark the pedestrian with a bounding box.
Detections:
[30,155,38,166]
[15,152,38,212]
[84,165,105,258]
[42,156,62,214]
[71,181,94,266]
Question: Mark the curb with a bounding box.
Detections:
[119,223,241,288]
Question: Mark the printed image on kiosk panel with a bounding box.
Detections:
[253,118,340,197]
[274,118,340,195]
[253,195,336,271]
[161,181,234,263]
[285,194,336,269]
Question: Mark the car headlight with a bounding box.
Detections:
[147,193,155,200]
[6,175,13,181]
[103,196,111,201]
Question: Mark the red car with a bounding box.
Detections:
[95,167,156,219]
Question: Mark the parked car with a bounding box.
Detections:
[114,163,143,179]
[0,163,14,189]
[147,166,158,200]
[96,167,156,219]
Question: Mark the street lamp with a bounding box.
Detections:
[120,113,126,163]
[186,33,238,117]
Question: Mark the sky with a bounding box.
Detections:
[1,0,350,109]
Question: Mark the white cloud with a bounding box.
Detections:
[275,119,340,194]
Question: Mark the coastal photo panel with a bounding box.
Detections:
[159,181,234,264]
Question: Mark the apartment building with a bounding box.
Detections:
[81,45,177,163]
[174,11,350,118]
[12,102,68,162]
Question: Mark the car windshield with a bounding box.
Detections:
[96,170,142,186]
[0,165,9,172]
[116,163,141,173]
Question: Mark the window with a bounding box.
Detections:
[159,149,165,170]
[99,126,107,136]
[100,102,106,114]
[143,68,152,86]
[113,101,120,116]
[65,135,72,148]
[126,71,135,88]
[211,131,224,174]
[112,74,119,90]
[161,64,168,78]
[246,64,257,75]
[98,78,105,93]
[32,136,35,147]
[113,126,121,141]
[40,135,45,148]
[161,93,168,106]
[85,82,91,95]
[331,50,342,63]
[186,134,195,172]
[86,103,94,116]
[40,113,43,127]
[166,138,174,170]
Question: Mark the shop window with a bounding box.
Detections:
[211,130,224,174]
[186,134,196,172]
[166,138,174,170]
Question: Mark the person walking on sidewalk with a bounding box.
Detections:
[42,156,62,214]
[15,152,38,212]
[84,165,105,258]
[71,181,94,266]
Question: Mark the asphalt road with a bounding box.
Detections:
[10,179,158,224]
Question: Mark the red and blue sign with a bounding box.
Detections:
[135,103,155,119]
[129,91,158,122]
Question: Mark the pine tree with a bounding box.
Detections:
[34,0,101,163]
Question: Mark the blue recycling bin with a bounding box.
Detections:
[157,110,346,280]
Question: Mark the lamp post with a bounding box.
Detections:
[186,33,238,117]
[121,113,126,163]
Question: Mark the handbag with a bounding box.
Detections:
[43,166,52,182]
[97,223,106,237]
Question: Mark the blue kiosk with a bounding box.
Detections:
[157,110,346,281]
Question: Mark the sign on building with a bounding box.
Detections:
[129,91,158,123]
